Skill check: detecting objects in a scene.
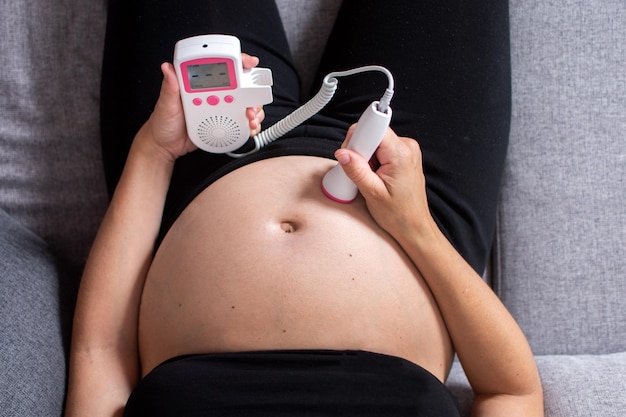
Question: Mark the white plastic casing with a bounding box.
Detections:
[174,34,273,153]
[322,101,392,203]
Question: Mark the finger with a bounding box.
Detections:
[254,107,265,123]
[242,53,260,69]
[335,148,386,199]
[340,124,358,149]
[246,107,260,134]
[389,136,423,171]
[372,136,425,202]
[160,62,180,96]
[154,63,183,115]
[253,108,265,135]
[246,106,264,122]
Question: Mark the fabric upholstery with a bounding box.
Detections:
[0,0,108,273]
[536,352,626,417]
[0,209,71,416]
[0,0,624,416]
[496,0,626,355]
[448,353,626,417]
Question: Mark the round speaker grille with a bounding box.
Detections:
[197,116,242,148]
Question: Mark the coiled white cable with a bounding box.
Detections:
[227,65,394,158]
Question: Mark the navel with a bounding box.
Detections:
[280,221,297,233]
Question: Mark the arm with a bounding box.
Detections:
[65,58,264,417]
[335,129,544,417]
[64,124,174,417]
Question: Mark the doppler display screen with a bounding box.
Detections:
[187,62,232,90]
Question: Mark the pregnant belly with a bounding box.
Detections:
[138,156,453,380]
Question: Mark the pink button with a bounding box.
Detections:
[207,95,220,106]
[192,98,203,106]
[224,95,234,103]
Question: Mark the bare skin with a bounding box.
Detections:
[64,56,543,417]
[139,155,453,378]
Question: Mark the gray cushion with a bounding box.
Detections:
[0,208,71,416]
[496,0,626,355]
[537,352,626,416]
[0,0,108,271]
[447,352,626,417]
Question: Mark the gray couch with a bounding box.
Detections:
[1,0,624,416]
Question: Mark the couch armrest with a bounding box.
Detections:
[0,209,75,416]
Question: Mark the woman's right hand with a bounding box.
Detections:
[139,55,265,163]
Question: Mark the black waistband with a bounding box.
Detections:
[125,350,460,417]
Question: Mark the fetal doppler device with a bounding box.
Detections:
[174,34,394,203]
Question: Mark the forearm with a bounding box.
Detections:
[333,130,542,415]
[65,126,175,416]
[395,218,543,416]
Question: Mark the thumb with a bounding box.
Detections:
[335,148,384,196]
[152,63,184,121]
[160,63,181,100]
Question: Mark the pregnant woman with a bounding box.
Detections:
[65,1,543,416]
